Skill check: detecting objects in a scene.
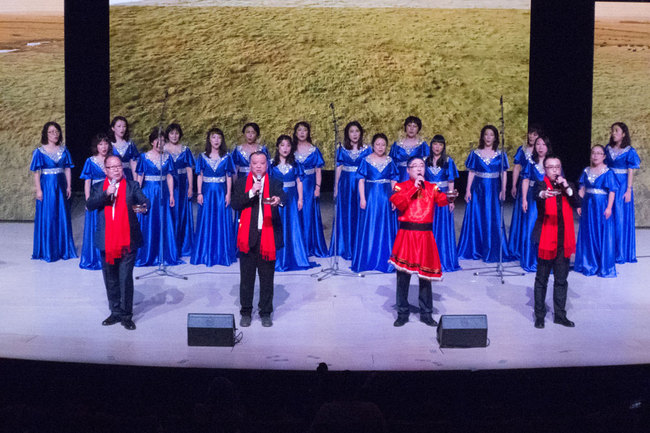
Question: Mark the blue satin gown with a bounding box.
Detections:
[169,146,195,257]
[457,150,513,263]
[389,140,429,182]
[30,146,77,262]
[519,160,545,272]
[269,161,317,271]
[605,145,640,264]
[351,156,399,273]
[191,153,237,267]
[135,152,183,267]
[112,140,139,181]
[295,146,329,257]
[328,145,371,259]
[79,156,106,270]
[574,167,618,278]
[425,157,461,272]
[508,145,534,260]
[231,144,270,178]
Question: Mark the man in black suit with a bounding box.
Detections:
[532,154,581,329]
[86,155,150,330]
[231,151,285,328]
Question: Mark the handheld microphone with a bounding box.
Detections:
[109,179,117,200]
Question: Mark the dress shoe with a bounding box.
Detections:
[393,317,408,327]
[102,315,120,326]
[553,316,575,327]
[534,318,545,329]
[240,315,252,327]
[420,315,438,327]
[261,316,273,327]
[121,319,136,330]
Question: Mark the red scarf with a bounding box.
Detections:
[237,173,276,260]
[103,178,131,264]
[538,176,576,260]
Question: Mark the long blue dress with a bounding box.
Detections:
[605,145,641,264]
[425,157,461,272]
[30,146,77,262]
[169,146,195,257]
[295,146,329,257]
[112,140,139,181]
[457,150,513,263]
[191,153,237,267]
[79,156,107,270]
[574,167,618,278]
[231,144,270,178]
[389,140,429,182]
[518,160,546,272]
[269,161,317,271]
[135,152,183,267]
[351,156,399,273]
[328,145,371,259]
[508,145,534,260]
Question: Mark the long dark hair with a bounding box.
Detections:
[426,134,448,168]
[90,132,113,156]
[165,123,184,141]
[478,125,500,150]
[273,134,296,166]
[205,128,226,157]
[242,122,260,140]
[148,127,165,145]
[41,121,63,145]
[531,135,553,164]
[292,121,313,146]
[109,116,130,142]
[608,122,631,149]
[343,121,364,150]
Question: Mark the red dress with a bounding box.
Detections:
[388,179,449,280]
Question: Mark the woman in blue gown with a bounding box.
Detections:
[135,127,182,267]
[165,123,195,257]
[519,135,551,272]
[294,121,329,257]
[270,135,316,271]
[605,122,640,264]
[329,121,370,259]
[30,121,77,262]
[79,133,111,270]
[389,116,429,182]
[425,134,460,272]
[110,116,139,181]
[231,122,269,179]
[575,145,618,278]
[458,125,512,263]
[352,133,399,273]
[191,128,237,267]
[508,124,540,259]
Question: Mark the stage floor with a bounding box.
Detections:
[1,210,649,371]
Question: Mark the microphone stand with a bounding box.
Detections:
[473,96,525,284]
[137,90,188,280]
[311,103,363,281]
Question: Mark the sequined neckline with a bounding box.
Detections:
[474,149,502,165]
[396,140,425,154]
[295,145,317,163]
[38,146,66,163]
[90,155,106,171]
[168,145,188,161]
[145,151,170,170]
[427,165,442,176]
[345,144,368,160]
[236,144,264,162]
[275,162,293,175]
[366,155,392,172]
[113,141,131,157]
[202,152,223,171]
[606,145,631,160]
[586,166,609,184]
[534,162,545,176]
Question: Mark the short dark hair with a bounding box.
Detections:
[404,116,422,132]
[249,150,268,164]
[148,127,164,144]
[543,154,561,167]
[166,123,183,141]
[371,133,389,151]
[242,122,260,138]
[41,121,63,145]
[205,127,226,157]
[90,132,112,156]
[407,156,425,167]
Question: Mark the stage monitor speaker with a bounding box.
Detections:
[437,314,488,348]
[187,313,235,347]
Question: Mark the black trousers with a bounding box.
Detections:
[396,271,432,319]
[101,249,136,320]
[534,248,569,320]
[239,242,275,317]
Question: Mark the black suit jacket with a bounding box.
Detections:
[231,175,285,251]
[532,178,581,245]
[86,180,150,251]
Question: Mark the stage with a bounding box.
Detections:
[1,201,649,372]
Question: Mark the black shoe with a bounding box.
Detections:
[121,319,136,330]
[261,316,273,327]
[534,318,545,329]
[102,315,120,326]
[420,315,438,327]
[553,317,575,327]
[393,317,408,327]
[240,315,252,327]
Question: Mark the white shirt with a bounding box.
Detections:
[248,175,265,230]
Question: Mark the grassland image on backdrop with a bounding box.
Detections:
[108,1,531,172]
[0,1,64,220]
[592,2,650,226]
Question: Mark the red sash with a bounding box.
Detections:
[538,177,575,259]
[103,178,131,264]
[237,173,276,260]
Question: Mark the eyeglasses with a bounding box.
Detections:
[408,164,425,169]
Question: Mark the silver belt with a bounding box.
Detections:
[177,168,187,174]
[303,168,316,175]
[203,176,225,183]
[283,181,296,188]
[366,179,392,184]
[92,178,105,184]
[145,175,164,181]
[397,161,408,167]
[474,172,500,179]
[434,181,448,189]
[341,166,357,172]
[586,188,607,195]
[612,168,628,174]
[122,162,131,168]
[529,180,536,187]
[41,168,64,175]
[238,167,250,173]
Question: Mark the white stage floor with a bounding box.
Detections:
[1,215,649,371]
